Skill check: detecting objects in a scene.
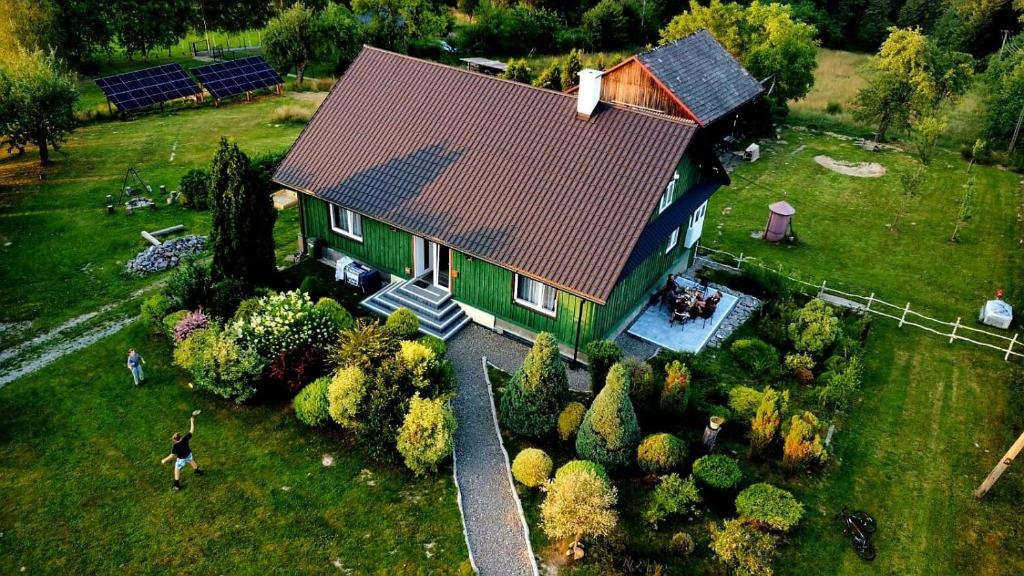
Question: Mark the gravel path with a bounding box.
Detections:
[449,325,540,576]
[0,316,137,388]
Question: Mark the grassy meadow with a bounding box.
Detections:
[0,323,469,574]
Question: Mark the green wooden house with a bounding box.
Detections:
[273,47,744,359]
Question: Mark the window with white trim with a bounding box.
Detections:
[659,172,680,214]
[514,274,557,316]
[666,227,680,253]
[329,204,363,241]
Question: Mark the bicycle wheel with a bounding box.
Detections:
[851,512,877,534]
[855,541,877,561]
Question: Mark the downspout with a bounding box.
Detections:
[297,192,308,255]
[572,298,585,365]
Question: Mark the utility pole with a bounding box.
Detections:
[1009,100,1024,154]
[975,431,1024,498]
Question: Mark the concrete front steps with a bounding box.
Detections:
[361,278,472,341]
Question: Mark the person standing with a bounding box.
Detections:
[160,414,203,491]
[127,348,145,386]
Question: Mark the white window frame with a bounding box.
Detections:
[329,203,363,242]
[513,274,558,317]
[666,227,680,253]
[659,171,680,214]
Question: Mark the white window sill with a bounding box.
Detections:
[330,227,363,243]
[514,297,557,318]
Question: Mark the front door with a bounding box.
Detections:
[433,243,450,291]
[413,236,434,279]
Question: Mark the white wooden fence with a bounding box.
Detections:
[695,244,1023,361]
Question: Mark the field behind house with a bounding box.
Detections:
[710,127,1024,575]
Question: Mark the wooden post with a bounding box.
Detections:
[975,431,1024,498]
[866,292,874,310]
[949,317,961,343]
[899,302,911,327]
[736,252,744,270]
[1006,333,1019,362]
[818,280,827,298]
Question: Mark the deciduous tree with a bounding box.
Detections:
[854,27,973,141]
[352,0,449,52]
[540,467,619,550]
[660,0,818,107]
[264,2,318,85]
[0,49,78,165]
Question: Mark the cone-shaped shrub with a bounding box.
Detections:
[576,363,642,469]
[750,386,786,455]
[782,411,827,471]
[499,332,568,437]
[660,360,691,418]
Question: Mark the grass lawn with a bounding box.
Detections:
[709,128,1024,574]
[778,323,1024,576]
[707,127,1021,317]
[0,89,315,341]
[0,322,469,574]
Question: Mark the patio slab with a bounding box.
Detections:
[626,278,739,353]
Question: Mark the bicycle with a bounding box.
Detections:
[836,507,877,561]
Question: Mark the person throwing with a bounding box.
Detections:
[161,413,203,491]
[127,348,145,386]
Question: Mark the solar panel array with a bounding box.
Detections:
[95,64,202,111]
[190,56,284,100]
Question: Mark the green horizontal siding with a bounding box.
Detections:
[451,252,596,346]
[301,194,412,276]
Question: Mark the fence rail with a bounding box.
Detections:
[694,244,1022,361]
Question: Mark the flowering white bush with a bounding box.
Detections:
[235,290,337,358]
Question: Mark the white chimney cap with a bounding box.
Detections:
[577,68,602,120]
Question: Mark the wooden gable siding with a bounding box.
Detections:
[601,59,696,122]
[451,251,596,346]
[300,194,413,277]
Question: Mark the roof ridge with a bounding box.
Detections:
[638,29,718,58]
[358,45,698,128]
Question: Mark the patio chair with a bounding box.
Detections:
[698,300,717,327]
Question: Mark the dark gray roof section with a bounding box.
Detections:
[638,30,764,126]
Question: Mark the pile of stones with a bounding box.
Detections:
[125,235,206,275]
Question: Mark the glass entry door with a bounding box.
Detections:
[432,242,450,291]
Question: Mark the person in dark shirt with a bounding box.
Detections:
[160,414,203,491]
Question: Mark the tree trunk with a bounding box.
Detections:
[297,62,306,86]
[38,130,50,165]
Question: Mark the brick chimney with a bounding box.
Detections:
[576,69,602,120]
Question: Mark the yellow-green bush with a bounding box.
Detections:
[636,432,687,475]
[557,401,586,441]
[511,448,553,488]
[294,376,331,426]
[328,365,366,428]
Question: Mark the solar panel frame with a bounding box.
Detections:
[191,56,284,100]
[95,63,201,111]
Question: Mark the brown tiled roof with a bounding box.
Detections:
[273,47,699,304]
